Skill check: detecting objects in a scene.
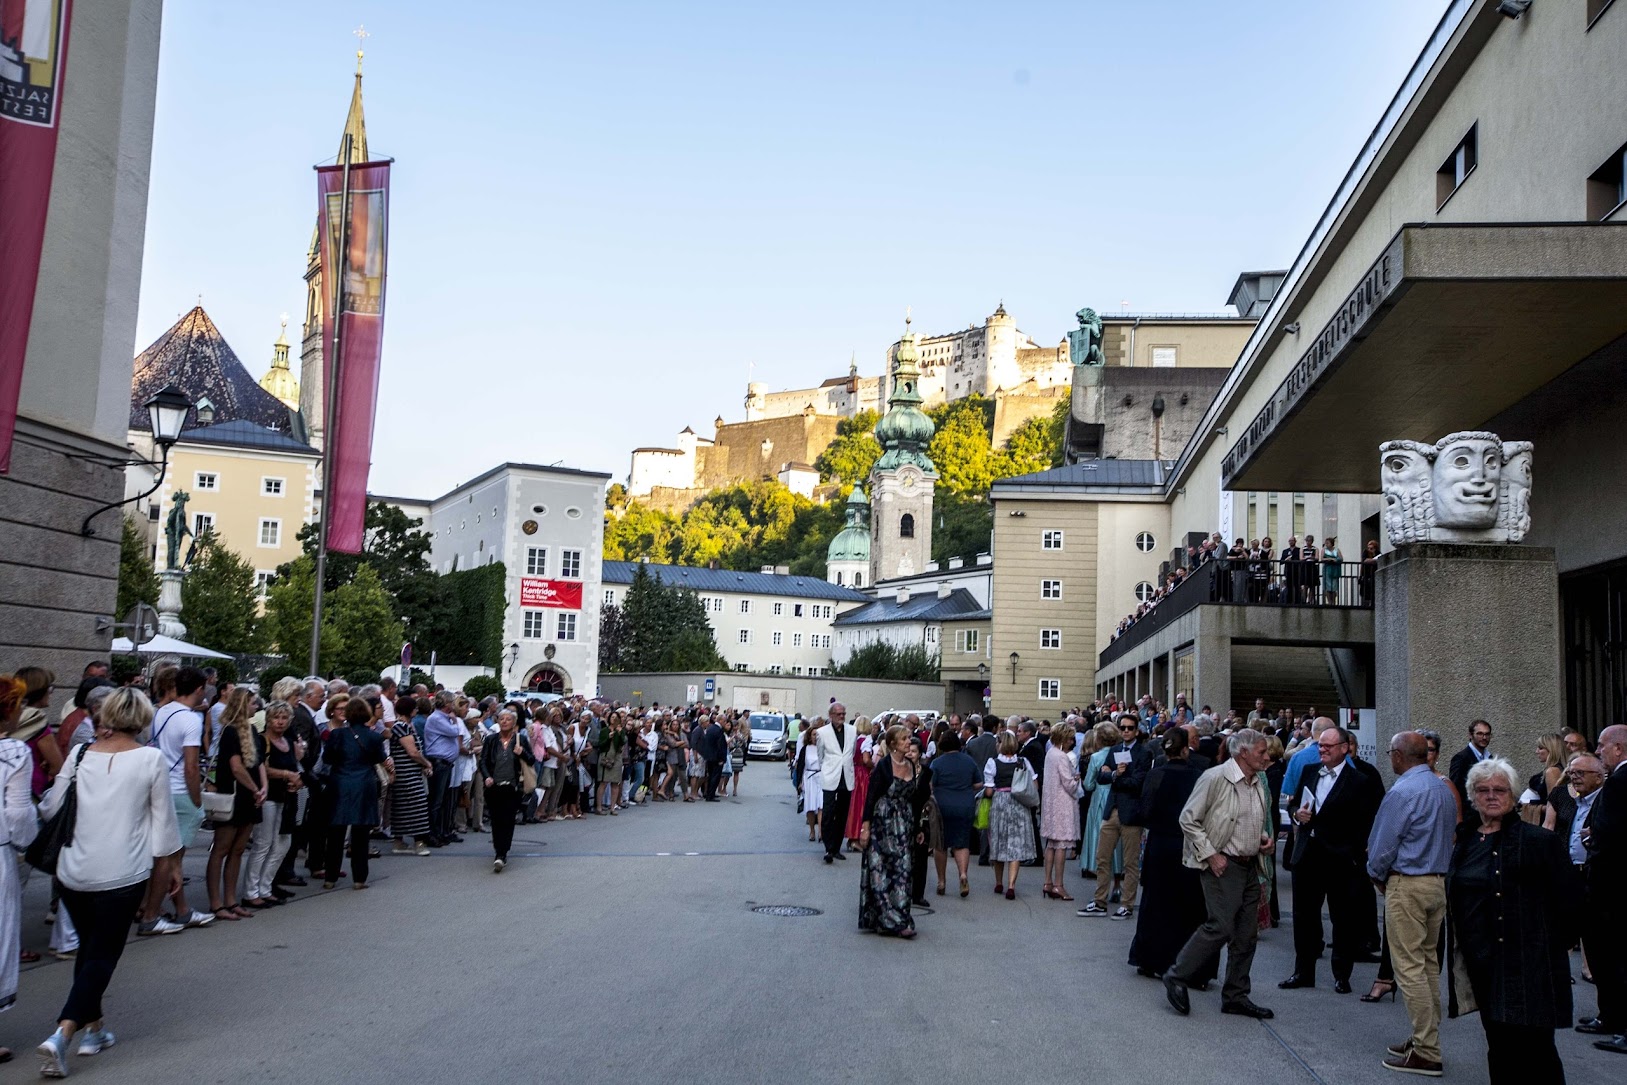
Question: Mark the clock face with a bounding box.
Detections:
[901,474,916,492]
[522,520,539,535]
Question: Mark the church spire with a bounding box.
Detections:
[339,25,370,164]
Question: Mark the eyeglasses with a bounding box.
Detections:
[1426,745,1440,753]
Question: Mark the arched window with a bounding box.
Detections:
[834,571,843,585]
[900,513,915,539]
[855,572,864,587]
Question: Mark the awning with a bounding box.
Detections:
[1220,223,1627,493]
[110,634,232,660]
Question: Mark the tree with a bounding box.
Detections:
[463,674,504,700]
[814,409,882,488]
[933,493,993,566]
[599,602,628,671]
[928,396,1001,496]
[1001,415,1057,477]
[831,641,939,681]
[116,516,160,620]
[289,500,433,597]
[327,564,404,677]
[611,565,727,672]
[603,502,682,563]
[179,531,267,653]
[263,556,342,672]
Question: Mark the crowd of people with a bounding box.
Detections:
[0,661,752,1077]
[1110,531,1383,642]
[809,699,1626,1084]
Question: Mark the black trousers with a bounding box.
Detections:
[57,882,146,1027]
[427,758,455,840]
[1484,1021,1564,1085]
[323,824,370,886]
[302,782,333,874]
[704,760,723,799]
[1586,900,1624,1029]
[821,783,851,857]
[1291,842,1369,981]
[487,784,520,860]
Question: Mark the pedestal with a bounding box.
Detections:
[157,568,187,640]
[1374,544,1561,780]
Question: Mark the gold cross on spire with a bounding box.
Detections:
[353,24,370,73]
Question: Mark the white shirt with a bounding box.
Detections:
[381,697,397,724]
[1310,758,1346,810]
[150,700,202,795]
[1570,789,1598,865]
[42,746,181,892]
[984,753,1019,788]
[0,739,38,850]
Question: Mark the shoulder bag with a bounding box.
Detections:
[1010,760,1040,810]
[26,744,91,875]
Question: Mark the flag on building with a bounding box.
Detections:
[0,0,73,473]
[315,155,390,552]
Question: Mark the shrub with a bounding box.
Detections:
[462,674,504,701]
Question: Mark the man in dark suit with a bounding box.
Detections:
[276,680,326,886]
[699,713,727,801]
[1584,724,1627,1055]
[1280,726,1385,992]
[965,717,998,866]
[1080,716,1151,918]
[1447,720,1494,820]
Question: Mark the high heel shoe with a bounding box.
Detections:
[936,882,946,896]
[1042,882,1056,898]
[1360,979,1397,1003]
[959,876,969,898]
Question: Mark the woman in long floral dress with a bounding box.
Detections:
[858,725,926,939]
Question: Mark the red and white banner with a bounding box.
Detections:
[0,0,73,474]
[520,578,583,610]
[316,157,390,552]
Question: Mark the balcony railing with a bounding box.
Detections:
[1099,559,1373,667]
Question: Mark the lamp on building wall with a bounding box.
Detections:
[80,384,194,537]
[977,662,988,680]
[507,641,520,674]
[1009,651,1020,684]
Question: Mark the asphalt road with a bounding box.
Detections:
[8,765,1617,1085]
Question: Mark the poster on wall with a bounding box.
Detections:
[520,577,583,609]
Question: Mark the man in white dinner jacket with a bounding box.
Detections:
[816,702,856,864]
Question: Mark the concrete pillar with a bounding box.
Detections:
[1193,623,1232,717]
[1375,545,1562,782]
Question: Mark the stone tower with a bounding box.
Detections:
[825,485,872,588]
[299,50,371,451]
[869,317,937,584]
[980,301,1019,395]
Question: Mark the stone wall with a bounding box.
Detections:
[696,414,841,491]
[1097,368,1228,461]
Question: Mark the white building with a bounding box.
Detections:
[419,462,611,695]
[831,583,990,667]
[601,561,870,676]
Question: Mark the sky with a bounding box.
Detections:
[135,1,1451,500]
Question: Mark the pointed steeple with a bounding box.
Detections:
[339,27,370,164]
[259,316,300,410]
[873,311,936,473]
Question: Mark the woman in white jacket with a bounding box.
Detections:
[0,674,42,1056]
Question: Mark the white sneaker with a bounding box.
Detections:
[37,1031,69,1077]
[77,1027,116,1056]
[179,909,215,928]
[136,916,185,936]
[1110,905,1134,920]
[493,858,505,873]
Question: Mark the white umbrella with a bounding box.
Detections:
[110,633,232,660]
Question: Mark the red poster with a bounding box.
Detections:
[0,0,73,473]
[315,158,390,552]
[520,578,583,610]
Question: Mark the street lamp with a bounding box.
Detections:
[507,641,520,674]
[1009,651,1020,684]
[80,384,193,537]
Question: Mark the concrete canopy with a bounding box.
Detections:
[1222,223,1627,494]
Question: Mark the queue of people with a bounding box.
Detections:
[825,702,1627,1084]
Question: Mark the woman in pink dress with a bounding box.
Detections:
[1040,722,1082,901]
[844,717,875,851]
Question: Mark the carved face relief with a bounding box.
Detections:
[1499,442,1533,542]
[1430,436,1501,529]
[1379,442,1432,544]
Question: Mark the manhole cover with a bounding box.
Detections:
[751,905,823,917]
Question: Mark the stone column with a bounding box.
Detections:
[1374,544,1561,781]
[1192,618,1232,719]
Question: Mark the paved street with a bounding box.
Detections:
[9,766,1616,1085]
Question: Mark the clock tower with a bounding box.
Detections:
[869,315,937,584]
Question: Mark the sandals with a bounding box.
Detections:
[936,882,946,896]
[959,877,970,898]
[18,950,40,963]
[212,908,240,922]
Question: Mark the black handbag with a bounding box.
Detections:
[26,744,90,875]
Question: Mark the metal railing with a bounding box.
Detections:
[1100,559,1372,667]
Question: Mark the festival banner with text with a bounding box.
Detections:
[316,158,390,552]
[0,0,73,473]
[520,578,584,610]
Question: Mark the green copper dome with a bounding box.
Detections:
[874,325,936,472]
[826,486,871,562]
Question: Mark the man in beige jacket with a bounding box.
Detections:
[1163,728,1276,1021]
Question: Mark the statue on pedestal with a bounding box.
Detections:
[164,490,192,571]
[1068,307,1104,367]
[1379,431,1532,545]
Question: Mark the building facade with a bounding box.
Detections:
[601,561,869,676]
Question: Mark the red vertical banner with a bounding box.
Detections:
[315,159,390,552]
[0,0,74,473]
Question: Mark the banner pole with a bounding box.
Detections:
[309,135,355,674]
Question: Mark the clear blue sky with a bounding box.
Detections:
[135,1,1448,499]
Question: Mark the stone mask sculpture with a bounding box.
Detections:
[1379,431,1532,545]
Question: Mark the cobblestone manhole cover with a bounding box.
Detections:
[751,905,823,917]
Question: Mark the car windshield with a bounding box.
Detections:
[749,716,783,733]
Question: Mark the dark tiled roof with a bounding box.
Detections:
[131,306,296,435]
[991,459,1169,492]
[602,561,870,602]
[833,588,988,627]
[181,419,317,455]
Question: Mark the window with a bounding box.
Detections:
[900,513,915,539]
[925,626,939,644]
[1151,346,1177,368]
[603,590,615,607]
[262,477,284,497]
[854,572,863,587]
[773,602,783,616]
[819,634,831,649]
[734,663,748,672]
[193,512,214,536]
[768,665,783,675]
[704,596,723,613]
[1436,123,1477,209]
[1041,579,1062,600]
[1135,531,1156,553]
[833,572,843,585]
[772,631,783,646]
[793,603,804,617]
[1587,139,1627,221]
[1135,582,1156,602]
[257,518,281,548]
[790,665,803,676]
[1040,628,1062,649]
[738,598,752,614]
[956,629,980,653]
[1038,678,1061,700]
[560,549,581,578]
[1042,530,1064,550]
[556,613,578,641]
[522,610,547,638]
[254,571,275,598]
[792,633,803,647]
[738,629,752,644]
[526,547,547,575]
[194,471,218,491]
